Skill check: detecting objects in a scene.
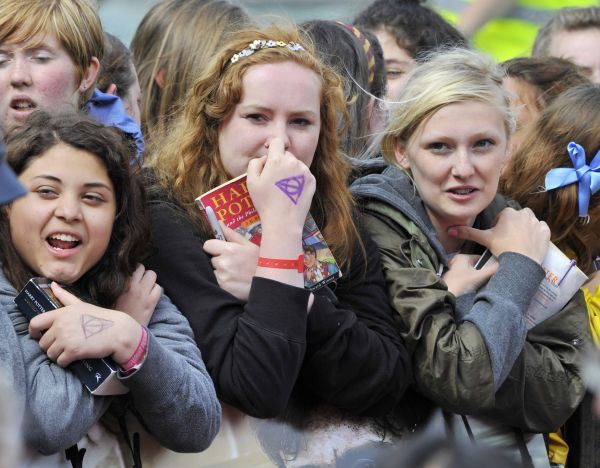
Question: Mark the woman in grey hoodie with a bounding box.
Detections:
[0,111,220,466]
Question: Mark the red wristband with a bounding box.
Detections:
[257,255,304,273]
[120,326,148,373]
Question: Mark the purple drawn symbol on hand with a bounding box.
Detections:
[275,175,305,204]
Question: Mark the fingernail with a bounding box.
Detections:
[448,228,458,237]
[51,281,62,289]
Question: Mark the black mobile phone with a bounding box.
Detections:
[474,249,493,270]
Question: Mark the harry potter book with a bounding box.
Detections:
[14,278,129,396]
[195,174,341,291]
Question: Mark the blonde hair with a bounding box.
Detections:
[131,0,250,139]
[147,24,360,266]
[0,0,103,104]
[379,48,514,165]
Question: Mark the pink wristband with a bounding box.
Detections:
[120,326,148,373]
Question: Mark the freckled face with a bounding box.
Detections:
[218,61,322,178]
[396,100,509,234]
[8,144,117,284]
[0,33,84,132]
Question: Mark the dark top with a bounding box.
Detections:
[146,199,412,418]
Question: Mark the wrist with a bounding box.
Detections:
[260,223,304,242]
[117,325,148,373]
[259,229,303,254]
[112,315,144,364]
[258,254,304,273]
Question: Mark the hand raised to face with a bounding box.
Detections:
[246,137,316,234]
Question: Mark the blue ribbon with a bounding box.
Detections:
[544,142,600,218]
[84,89,145,162]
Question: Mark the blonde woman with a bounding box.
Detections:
[351,48,590,466]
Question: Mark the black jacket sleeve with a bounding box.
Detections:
[146,202,310,418]
[148,203,412,418]
[299,221,413,416]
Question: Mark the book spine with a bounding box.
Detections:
[14,278,61,320]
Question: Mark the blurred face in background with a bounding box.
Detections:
[122,63,142,125]
[374,29,416,101]
[502,76,540,153]
[548,28,600,83]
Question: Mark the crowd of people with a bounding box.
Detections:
[0,0,598,467]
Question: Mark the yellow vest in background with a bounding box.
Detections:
[432,0,599,61]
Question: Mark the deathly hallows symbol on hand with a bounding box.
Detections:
[81,314,114,338]
[275,175,305,204]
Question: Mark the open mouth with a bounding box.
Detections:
[46,233,81,250]
[449,188,476,195]
[10,99,36,111]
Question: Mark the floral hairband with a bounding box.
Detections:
[230,39,305,64]
[544,142,600,221]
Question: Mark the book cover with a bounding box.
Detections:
[195,174,341,291]
[476,243,588,329]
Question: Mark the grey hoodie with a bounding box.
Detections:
[0,266,221,458]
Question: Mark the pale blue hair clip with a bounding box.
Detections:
[230,39,305,63]
[544,141,600,222]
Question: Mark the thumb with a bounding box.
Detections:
[222,223,252,245]
[447,225,491,247]
[50,282,81,306]
[247,155,267,180]
[463,254,482,268]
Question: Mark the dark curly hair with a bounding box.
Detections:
[0,110,150,307]
[354,0,468,59]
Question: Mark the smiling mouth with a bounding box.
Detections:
[47,234,81,250]
[10,99,36,111]
[449,188,476,195]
